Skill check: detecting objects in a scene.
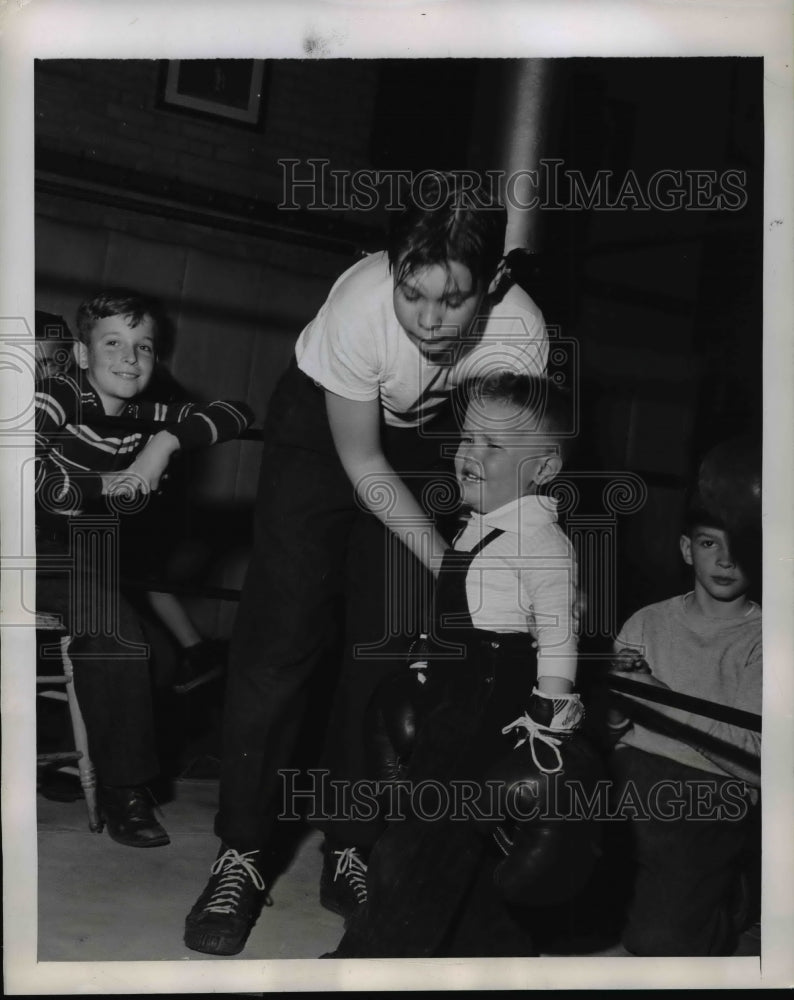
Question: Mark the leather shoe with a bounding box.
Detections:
[99,785,170,848]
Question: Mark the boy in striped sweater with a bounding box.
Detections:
[35,289,253,848]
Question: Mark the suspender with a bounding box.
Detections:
[450,525,505,557]
[468,527,505,557]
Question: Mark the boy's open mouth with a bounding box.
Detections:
[418,340,458,358]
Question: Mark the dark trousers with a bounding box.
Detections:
[611,745,754,956]
[216,363,456,852]
[36,537,159,787]
[334,641,540,958]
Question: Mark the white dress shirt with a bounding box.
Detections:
[454,494,579,683]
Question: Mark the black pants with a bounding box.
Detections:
[611,745,754,956]
[333,640,540,958]
[216,362,456,852]
[37,535,159,787]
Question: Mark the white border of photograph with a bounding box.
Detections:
[1,0,792,994]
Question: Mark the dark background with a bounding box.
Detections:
[34,57,763,638]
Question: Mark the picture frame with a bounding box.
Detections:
[158,59,267,130]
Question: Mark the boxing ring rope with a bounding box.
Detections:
[83,415,762,737]
[88,413,265,442]
[120,572,763,735]
[606,674,762,734]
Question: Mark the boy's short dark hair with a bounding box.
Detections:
[387,171,507,290]
[465,371,574,462]
[75,289,162,345]
[35,310,73,342]
[681,501,728,537]
[34,310,75,378]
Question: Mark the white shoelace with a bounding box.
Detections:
[203,848,268,914]
[333,847,368,903]
[501,712,565,774]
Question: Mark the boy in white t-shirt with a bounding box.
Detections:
[185,172,549,956]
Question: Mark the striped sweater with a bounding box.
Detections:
[35,370,254,523]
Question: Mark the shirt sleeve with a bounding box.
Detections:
[455,288,549,382]
[35,374,104,506]
[133,398,255,449]
[295,298,382,402]
[518,527,579,684]
[672,638,762,775]
[613,611,646,659]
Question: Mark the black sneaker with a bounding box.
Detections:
[172,639,227,694]
[184,846,272,956]
[319,844,368,920]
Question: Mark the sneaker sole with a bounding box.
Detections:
[319,886,363,921]
[184,929,249,956]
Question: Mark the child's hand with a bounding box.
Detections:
[606,704,631,731]
[124,430,181,493]
[607,649,671,735]
[610,647,651,675]
[609,647,670,704]
[101,471,146,499]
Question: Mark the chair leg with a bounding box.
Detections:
[60,637,103,834]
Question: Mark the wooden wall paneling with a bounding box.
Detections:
[176,248,266,507]
[101,230,189,344]
[251,252,344,333]
[35,216,110,328]
[168,247,263,405]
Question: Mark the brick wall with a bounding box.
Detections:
[35,59,381,207]
[34,59,389,637]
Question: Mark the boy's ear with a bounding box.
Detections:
[679,533,693,566]
[534,453,563,486]
[73,341,89,370]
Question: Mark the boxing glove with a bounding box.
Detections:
[500,687,586,774]
[364,634,445,784]
[476,689,603,906]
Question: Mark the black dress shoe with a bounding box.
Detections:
[38,765,84,802]
[99,785,170,848]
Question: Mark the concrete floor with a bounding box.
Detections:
[37,774,761,963]
[30,773,763,995]
[37,776,346,963]
[25,657,764,993]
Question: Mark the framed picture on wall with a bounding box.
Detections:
[158,59,267,129]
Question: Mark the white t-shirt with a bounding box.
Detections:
[453,494,579,684]
[295,251,548,428]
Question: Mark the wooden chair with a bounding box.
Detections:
[36,613,102,832]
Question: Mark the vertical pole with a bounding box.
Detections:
[493,59,556,254]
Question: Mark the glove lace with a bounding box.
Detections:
[501,712,565,774]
